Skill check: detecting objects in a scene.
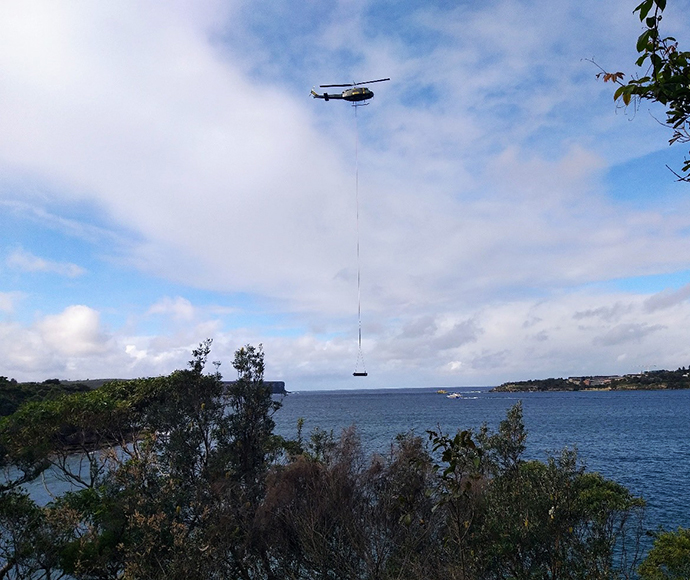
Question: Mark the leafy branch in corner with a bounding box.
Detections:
[595,0,690,181]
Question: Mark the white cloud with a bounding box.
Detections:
[38,305,109,356]
[6,247,85,277]
[0,305,200,380]
[148,296,196,321]
[0,1,354,311]
[2,1,687,319]
[0,306,114,379]
[0,284,689,388]
[0,292,22,313]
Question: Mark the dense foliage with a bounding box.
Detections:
[600,0,690,181]
[0,377,91,418]
[493,377,574,392]
[639,527,690,579]
[1,341,686,578]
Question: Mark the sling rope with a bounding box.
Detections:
[353,104,367,376]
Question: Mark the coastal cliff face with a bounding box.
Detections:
[491,368,690,392]
[264,381,287,394]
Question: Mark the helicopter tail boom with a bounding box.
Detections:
[311,88,344,101]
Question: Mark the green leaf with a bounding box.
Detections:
[637,30,651,52]
[635,0,654,21]
[656,0,666,11]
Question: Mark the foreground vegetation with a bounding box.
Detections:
[1,341,688,579]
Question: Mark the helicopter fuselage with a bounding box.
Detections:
[311,87,374,102]
[342,87,374,101]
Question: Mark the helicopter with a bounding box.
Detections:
[311,78,390,103]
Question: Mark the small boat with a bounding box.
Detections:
[437,389,448,394]
[446,392,463,399]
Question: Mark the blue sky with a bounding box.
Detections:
[2,0,690,388]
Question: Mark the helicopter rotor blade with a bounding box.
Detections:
[354,77,390,86]
[318,77,390,88]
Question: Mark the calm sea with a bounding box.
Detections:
[274,387,690,533]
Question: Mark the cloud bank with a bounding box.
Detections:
[1,0,690,387]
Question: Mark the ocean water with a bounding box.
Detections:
[273,386,690,533]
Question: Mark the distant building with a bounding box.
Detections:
[589,376,620,386]
[567,375,622,387]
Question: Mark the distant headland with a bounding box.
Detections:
[490,367,690,392]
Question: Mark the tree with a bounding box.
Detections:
[0,340,284,579]
[639,527,690,579]
[226,344,282,495]
[430,403,645,580]
[599,0,690,181]
[257,427,443,580]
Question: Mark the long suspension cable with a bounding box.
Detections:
[354,105,366,375]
